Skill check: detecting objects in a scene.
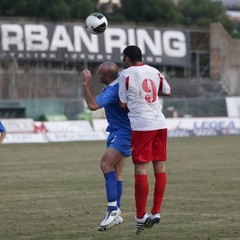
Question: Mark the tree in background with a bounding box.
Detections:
[0,0,237,37]
[0,0,97,21]
[120,0,183,26]
[38,0,70,21]
[178,0,234,33]
[69,0,97,20]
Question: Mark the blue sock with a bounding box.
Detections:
[117,180,123,208]
[104,171,117,211]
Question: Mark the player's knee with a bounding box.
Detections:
[100,159,113,173]
[153,161,165,173]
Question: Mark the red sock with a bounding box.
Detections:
[135,174,149,219]
[151,172,166,214]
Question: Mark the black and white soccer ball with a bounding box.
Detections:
[85,12,108,35]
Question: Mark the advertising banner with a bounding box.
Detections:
[45,132,107,142]
[2,117,240,144]
[0,21,191,67]
[1,119,34,133]
[34,120,93,133]
[4,133,47,143]
[167,117,240,137]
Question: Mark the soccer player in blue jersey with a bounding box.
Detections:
[0,121,6,144]
[81,62,131,231]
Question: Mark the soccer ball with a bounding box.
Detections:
[85,12,108,35]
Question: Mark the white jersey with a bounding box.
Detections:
[119,63,171,131]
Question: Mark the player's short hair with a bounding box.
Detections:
[123,45,142,62]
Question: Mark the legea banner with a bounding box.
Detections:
[0,21,191,67]
[2,117,240,144]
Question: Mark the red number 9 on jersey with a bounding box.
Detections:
[142,79,157,103]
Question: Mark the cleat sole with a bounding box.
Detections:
[135,218,152,234]
[150,218,161,227]
[99,216,123,232]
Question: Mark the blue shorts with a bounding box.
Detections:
[106,129,131,157]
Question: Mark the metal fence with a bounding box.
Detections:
[163,97,227,118]
[0,97,228,120]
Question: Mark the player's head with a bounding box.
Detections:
[97,62,118,85]
[122,45,143,68]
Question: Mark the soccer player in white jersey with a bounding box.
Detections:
[0,121,6,145]
[81,62,131,231]
[118,45,171,234]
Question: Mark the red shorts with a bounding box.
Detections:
[131,128,167,164]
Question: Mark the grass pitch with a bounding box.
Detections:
[0,136,240,240]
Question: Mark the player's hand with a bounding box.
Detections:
[81,69,92,84]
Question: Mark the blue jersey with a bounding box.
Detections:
[0,121,6,132]
[96,79,131,133]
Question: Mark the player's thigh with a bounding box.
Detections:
[131,130,156,163]
[152,128,167,161]
[108,131,131,158]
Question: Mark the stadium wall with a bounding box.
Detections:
[210,23,240,96]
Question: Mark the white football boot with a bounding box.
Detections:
[107,215,123,229]
[98,208,121,231]
[149,213,161,226]
[135,213,152,235]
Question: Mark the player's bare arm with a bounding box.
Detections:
[81,69,100,111]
